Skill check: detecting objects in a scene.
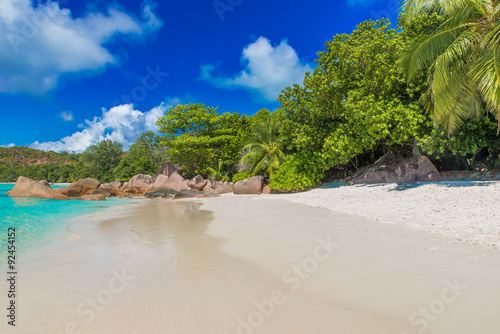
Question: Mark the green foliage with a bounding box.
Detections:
[0,147,77,182]
[240,110,285,178]
[0,163,77,183]
[207,161,231,182]
[275,18,435,191]
[156,103,251,177]
[113,132,166,181]
[419,115,500,159]
[232,171,252,183]
[0,146,74,168]
[77,140,123,182]
[269,154,324,191]
[402,0,500,132]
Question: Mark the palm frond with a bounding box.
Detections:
[471,48,500,116]
[402,25,470,80]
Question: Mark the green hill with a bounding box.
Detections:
[0,147,74,167]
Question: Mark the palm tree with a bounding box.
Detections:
[207,161,230,182]
[240,115,284,178]
[402,0,500,133]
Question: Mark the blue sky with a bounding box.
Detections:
[0,0,400,152]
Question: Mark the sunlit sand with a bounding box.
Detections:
[1,196,499,334]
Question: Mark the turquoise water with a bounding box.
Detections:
[0,184,129,260]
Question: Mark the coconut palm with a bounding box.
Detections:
[207,161,230,182]
[402,0,500,133]
[240,115,284,178]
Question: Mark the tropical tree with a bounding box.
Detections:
[206,161,231,182]
[113,131,166,181]
[240,111,285,178]
[270,18,435,191]
[402,0,500,133]
[156,103,251,176]
[78,140,123,182]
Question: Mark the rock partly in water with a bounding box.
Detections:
[81,194,106,201]
[38,180,50,187]
[62,178,100,197]
[187,175,207,191]
[233,176,264,195]
[154,171,188,192]
[6,176,70,200]
[145,189,178,199]
[90,188,111,197]
[99,182,127,197]
[348,154,442,185]
[173,189,219,199]
[124,174,156,194]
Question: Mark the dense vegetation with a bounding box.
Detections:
[2,10,499,189]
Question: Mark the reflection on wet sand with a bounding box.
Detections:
[2,197,500,334]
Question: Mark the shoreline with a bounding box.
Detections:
[1,195,500,333]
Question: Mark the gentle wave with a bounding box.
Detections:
[0,184,130,260]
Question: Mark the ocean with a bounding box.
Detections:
[0,184,129,260]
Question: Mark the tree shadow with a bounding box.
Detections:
[320,180,497,191]
[388,181,497,191]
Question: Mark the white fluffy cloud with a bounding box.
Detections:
[31,103,168,153]
[0,143,15,148]
[0,0,162,94]
[58,110,74,121]
[200,37,313,101]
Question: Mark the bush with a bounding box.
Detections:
[268,155,324,192]
[232,171,252,183]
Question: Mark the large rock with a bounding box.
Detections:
[158,160,181,177]
[233,176,264,195]
[90,188,111,198]
[38,180,50,187]
[152,174,169,189]
[81,194,106,201]
[349,154,442,185]
[6,176,70,200]
[145,189,178,199]
[124,174,156,194]
[99,182,126,196]
[62,178,100,197]
[203,179,216,192]
[153,171,188,192]
[173,189,219,199]
[187,175,207,191]
[214,181,233,194]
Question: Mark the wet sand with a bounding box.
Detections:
[1,196,500,334]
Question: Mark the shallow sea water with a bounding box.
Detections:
[0,183,129,260]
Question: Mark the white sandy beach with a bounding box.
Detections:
[268,181,500,248]
[1,186,500,334]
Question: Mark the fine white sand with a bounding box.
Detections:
[1,195,500,334]
[265,181,500,248]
